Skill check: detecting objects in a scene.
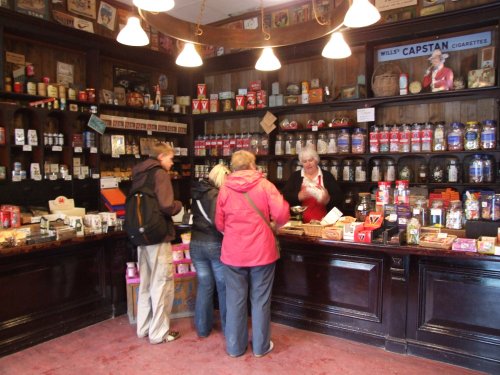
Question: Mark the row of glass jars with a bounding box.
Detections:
[194,133,270,157]
[275,128,366,156]
[369,120,497,153]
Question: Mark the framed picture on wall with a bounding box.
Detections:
[16,0,49,19]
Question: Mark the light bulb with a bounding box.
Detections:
[344,0,381,28]
[322,32,352,59]
[176,43,203,68]
[255,47,281,71]
[116,17,149,46]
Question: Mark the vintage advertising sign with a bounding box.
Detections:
[378,31,492,62]
[375,0,417,12]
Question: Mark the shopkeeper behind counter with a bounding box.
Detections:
[282,146,343,223]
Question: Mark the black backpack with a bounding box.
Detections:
[124,167,172,246]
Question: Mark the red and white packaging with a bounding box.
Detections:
[191,99,201,114]
[209,99,219,113]
[200,99,209,113]
[197,83,207,99]
[246,91,256,110]
[236,95,246,111]
[256,90,267,108]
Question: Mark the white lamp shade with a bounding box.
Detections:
[116,17,149,46]
[322,32,352,59]
[255,47,281,71]
[344,0,381,28]
[133,0,175,12]
[176,43,203,67]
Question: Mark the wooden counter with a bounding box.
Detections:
[0,232,132,357]
[272,235,500,373]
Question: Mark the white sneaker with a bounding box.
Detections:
[254,340,274,357]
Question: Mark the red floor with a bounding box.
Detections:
[0,315,484,375]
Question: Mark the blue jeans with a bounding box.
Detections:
[224,263,275,357]
[189,240,226,337]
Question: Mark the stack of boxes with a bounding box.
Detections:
[126,241,198,324]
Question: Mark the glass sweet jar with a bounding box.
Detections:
[355,192,372,222]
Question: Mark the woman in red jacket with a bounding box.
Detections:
[215,150,289,358]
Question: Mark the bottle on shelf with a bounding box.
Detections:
[369,125,380,153]
[417,163,428,183]
[446,158,459,183]
[379,125,390,153]
[327,131,338,154]
[285,133,296,155]
[371,159,382,182]
[351,128,366,154]
[464,121,481,151]
[355,192,372,222]
[330,159,340,181]
[433,121,447,151]
[317,132,328,155]
[410,122,422,152]
[447,122,464,151]
[354,159,366,182]
[421,122,433,152]
[481,120,497,150]
[383,159,396,182]
[399,123,411,153]
[338,128,350,154]
[389,124,400,153]
[275,133,285,155]
[469,154,484,183]
[342,159,354,182]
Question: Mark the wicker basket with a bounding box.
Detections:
[372,62,401,97]
[302,224,325,237]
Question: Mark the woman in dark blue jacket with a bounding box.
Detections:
[189,164,230,337]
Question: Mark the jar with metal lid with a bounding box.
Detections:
[421,122,433,152]
[330,159,341,181]
[446,200,463,229]
[351,128,366,154]
[354,159,366,182]
[481,120,497,150]
[338,129,350,154]
[398,164,412,181]
[379,125,390,153]
[316,132,328,155]
[464,121,481,150]
[305,132,317,151]
[327,131,338,154]
[371,159,382,182]
[259,133,269,155]
[275,133,284,155]
[295,133,305,155]
[342,159,354,182]
[433,121,447,151]
[446,159,459,183]
[356,192,372,222]
[447,122,464,151]
[384,159,396,182]
[469,154,484,183]
[431,163,444,183]
[285,133,296,155]
[249,133,260,154]
[276,161,284,180]
[389,124,400,153]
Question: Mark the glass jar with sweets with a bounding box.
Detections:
[356,192,372,222]
[371,159,382,182]
[398,164,412,181]
[464,121,481,150]
[399,124,411,153]
[275,133,285,155]
[412,197,429,226]
[389,124,400,153]
[316,132,328,155]
[369,125,380,153]
[379,124,390,153]
[469,154,484,183]
[338,129,350,154]
[305,132,317,151]
[249,133,260,154]
[493,194,500,221]
[376,181,392,212]
[394,180,410,205]
[433,121,447,151]
[295,133,305,155]
[285,133,296,155]
[446,200,464,229]
[481,120,497,150]
[481,192,495,220]
[417,163,428,183]
[384,159,396,182]
[464,191,480,221]
[276,161,284,180]
[351,128,366,154]
[429,199,446,227]
[447,122,464,151]
[327,131,338,154]
[482,155,494,183]
[330,159,341,181]
[319,159,329,172]
[410,123,422,152]
[342,159,354,182]
[421,122,433,152]
[446,158,460,183]
[431,163,445,183]
[354,159,367,182]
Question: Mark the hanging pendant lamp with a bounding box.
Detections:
[116,16,149,46]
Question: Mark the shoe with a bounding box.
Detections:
[163,331,180,342]
[228,351,245,358]
[254,340,274,358]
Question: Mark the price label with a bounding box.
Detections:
[147,130,153,136]
[78,175,85,180]
[437,232,448,239]
[64,175,72,181]
[49,174,58,181]
[135,154,141,159]
[112,154,120,158]
[90,147,98,154]
[312,125,318,131]
[74,147,83,153]
[33,175,43,181]
[52,145,62,152]
[92,173,100,179]
[12,175,22,182]
[22,145,32,152]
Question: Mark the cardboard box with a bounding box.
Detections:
[126,275,197,324]
[309,88,323,103]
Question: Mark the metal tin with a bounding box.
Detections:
[26,82,37,95]
[13,81,23,93]
[37,82,46,96]
[78,90,88,101]
[86,88,96,103]
[399,73,408,95]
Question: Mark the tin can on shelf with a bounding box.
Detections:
[399,73,408,95]
[86,88,96,103]
[13,81,23,93]
[4,77,12,92]
[78,90,88,101]
[37,82,46,96]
